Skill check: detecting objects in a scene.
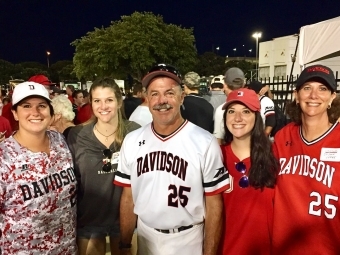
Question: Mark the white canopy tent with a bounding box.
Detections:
[298,16,340,67]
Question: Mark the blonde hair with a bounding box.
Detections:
[51,95,75,121]
[88,77,128,148]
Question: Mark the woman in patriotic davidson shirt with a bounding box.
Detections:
[0,81,77,255]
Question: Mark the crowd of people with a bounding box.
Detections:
[0,63,339,255]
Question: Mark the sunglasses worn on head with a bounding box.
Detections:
[148,63,182,80]
[235,161,249,188]
[102,149,113,172]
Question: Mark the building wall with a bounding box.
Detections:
[259,34,340,82]
[258,35,301,81]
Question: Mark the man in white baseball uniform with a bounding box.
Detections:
[114,63,230,255]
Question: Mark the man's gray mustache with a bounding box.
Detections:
[153,104,172,110]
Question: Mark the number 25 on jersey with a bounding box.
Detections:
[309,191,338,219]
[168,184,191,207]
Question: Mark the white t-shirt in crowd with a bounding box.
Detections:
[129,105,152,126]
[213,103,225,140]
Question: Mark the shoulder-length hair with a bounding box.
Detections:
[286,94,340,125]
[223,110,278,189]
[87,77,128,149]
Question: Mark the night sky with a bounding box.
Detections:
[1,0,340,65]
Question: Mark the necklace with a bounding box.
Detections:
[94,124,117,142]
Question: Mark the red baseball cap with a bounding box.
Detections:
[222,88,260,112]
[28,75,53,85]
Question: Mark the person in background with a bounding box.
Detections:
[1,94,18,131]
[214,68,245,144]
[66,85,75,104]
[115,64,229,255]
[128,86,152,126]
[72,90,84,125]
[0,115,12,142]
[246,81,276,136]
[49,86,63,99]
[181,71,214,133]
[28,74,55,92]
[123,83,143,119]
[272,64,340,254]
[50,95,76,140]
[205,75,226,112]
[77,90,93,124]
[219,88,278,255]
[67,77,140,255]
[0,81,77,254]
[120,88,126,100]
[2,97,10,106]
[0,91,3,116]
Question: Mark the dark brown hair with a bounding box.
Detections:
[223,110,278,189]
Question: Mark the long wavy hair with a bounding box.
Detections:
[88,77,129,149]
[223,110,278,189]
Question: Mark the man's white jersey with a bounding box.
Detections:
[114,120,230,229]
[259,95,275,125]
[213,103,224,139]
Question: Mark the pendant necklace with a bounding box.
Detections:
[95,124,117,142]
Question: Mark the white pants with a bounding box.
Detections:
[137,218,204,255]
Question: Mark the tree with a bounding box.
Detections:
[0,60,49,84]
[0,59,16,84]
[71,12,197,81]
[19,61,48,71]
[195,52,226,76]
[12,62,50,81]
[50,60,77,82]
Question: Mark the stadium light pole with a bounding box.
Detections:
[46,51,51,68]
[252,32,262,80]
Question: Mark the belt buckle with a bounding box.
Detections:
[155,225,193,234]
[169,228,179,234]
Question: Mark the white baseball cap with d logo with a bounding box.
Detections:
[12,81,51,106]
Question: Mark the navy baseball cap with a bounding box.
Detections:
[247,81,264,94]
[296,65,336,92]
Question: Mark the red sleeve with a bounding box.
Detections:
[0,116,12,137]
[68,95,74,104]
[2,103,18,131]
[4,118,12,137]
[77,104,93,124]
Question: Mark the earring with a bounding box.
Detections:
[328,105,331,109]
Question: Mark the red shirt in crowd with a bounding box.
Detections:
[0,116,12,138]
[2,102,18,132]
[77,103,92,124]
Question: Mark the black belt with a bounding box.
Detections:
[154,225,193,234]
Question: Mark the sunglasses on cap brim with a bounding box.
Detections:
[147,64,182,80]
